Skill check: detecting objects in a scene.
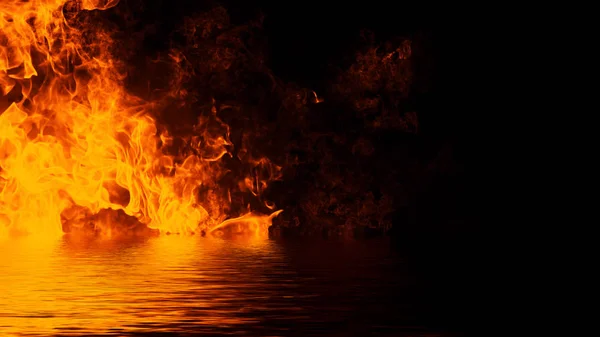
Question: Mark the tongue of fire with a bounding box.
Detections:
[0,0,282,238]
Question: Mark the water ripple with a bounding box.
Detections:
[0,236,442,336]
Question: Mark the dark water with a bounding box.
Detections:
[0,235,460,336]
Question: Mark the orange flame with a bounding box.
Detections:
[0,0,281,238]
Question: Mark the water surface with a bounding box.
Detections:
[0,235,447,336]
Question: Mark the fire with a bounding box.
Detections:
[0,0,280,239]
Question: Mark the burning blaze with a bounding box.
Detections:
[0,0,281,238]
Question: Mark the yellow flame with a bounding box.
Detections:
[0,0,280,238]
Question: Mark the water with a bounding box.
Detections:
[0,235,451,336]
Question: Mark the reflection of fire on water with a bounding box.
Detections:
[0,0,280,238]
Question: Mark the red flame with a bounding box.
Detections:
[0,0,280,239]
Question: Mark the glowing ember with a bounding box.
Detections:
[0,0,280,238]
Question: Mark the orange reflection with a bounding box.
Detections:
[0,235,281,334]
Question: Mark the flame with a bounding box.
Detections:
[0,0,280,238]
